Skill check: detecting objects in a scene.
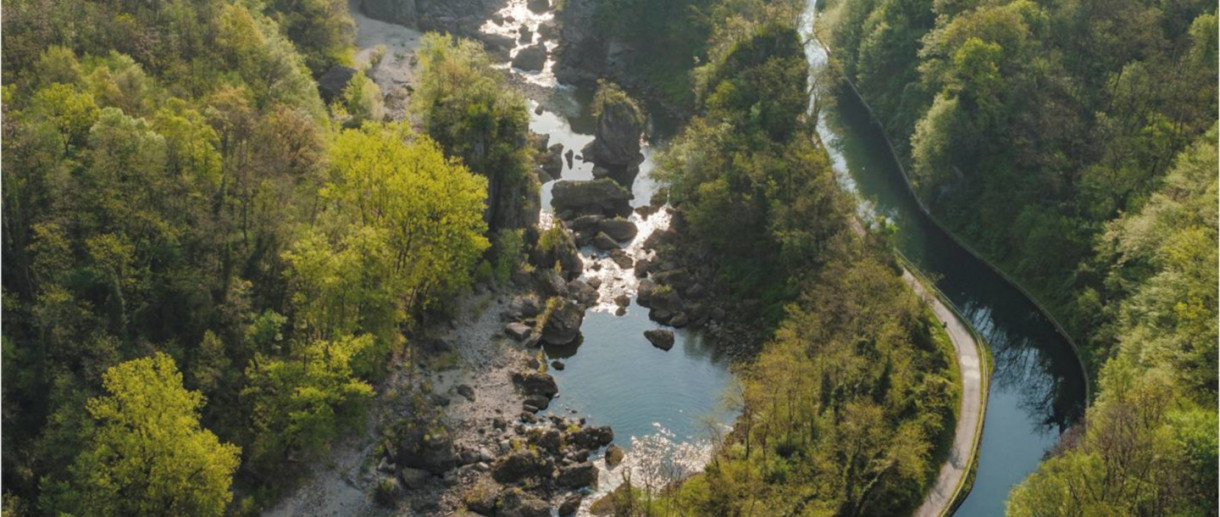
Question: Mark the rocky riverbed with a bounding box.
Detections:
[268,1,756,515]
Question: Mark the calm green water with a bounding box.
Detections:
[801,3,1088,516]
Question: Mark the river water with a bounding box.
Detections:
[801,2,1088,515]
[358,0,1087,512]
[481,1,738,509]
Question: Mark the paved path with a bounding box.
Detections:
[904,271,985,517]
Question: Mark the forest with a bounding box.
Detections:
[1,0,1215,515]
[0,0,535,513]
[819,0,1218,513]
[599,18,960,516]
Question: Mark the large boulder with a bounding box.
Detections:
[642,227,676,251]
[652,269,693,292]
[538,269,569,298]
[509,294,544,319]
[592,232,619,251]
[491,452,552,484]
[541,143,564,179]
[559,494,582,516]
[605,444,625,467]
[644,329,674,351]
[540,298,584,345]
[636,278,655,306]
[586,83,644,168]
[608,249,633,269]
[397,422,457,474]
[568,279,599,307]
[527,0,550,13]
[550,179,633,218]
[398,467,430,489]
[512,45,547,72]
[512,371,558,398]
[495,488,551,517]
[477,32,516,53]
[566,425,614,449]
[461,477,499,515]
[568,214,603,231]
[598,218,638,242]
[557,461,599,488]
[527,428,562,454]
[505,322,533,341]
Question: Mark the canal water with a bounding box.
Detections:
[801,2,1089,515]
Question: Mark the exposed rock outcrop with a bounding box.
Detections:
[644,329,675,351]
[512,45,548,72]
[585,82,645,169]
[598,217,638,242]
[532,225,583,280]
[550,179,633,218]
[556,461,598,488]
[396,420,457,474]
[540,298,584,345]
[496,488,551,517]
[512,371,558,398]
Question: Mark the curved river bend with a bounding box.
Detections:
[801,2,1088,515]
[362,0,1089,513]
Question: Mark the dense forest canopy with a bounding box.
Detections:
[1,0,1214,515]
[820,0,1218,513]
[627,20,960,516]
[0,0,523,513]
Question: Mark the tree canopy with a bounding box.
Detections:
[44,353,241,517]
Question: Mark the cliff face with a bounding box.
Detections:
[552,0,687,120]
[551,0,607,86]
[552,0,638,88]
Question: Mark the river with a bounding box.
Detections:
[481,1,739,509]
[357,0,1088,512]
[800,2,1088,515]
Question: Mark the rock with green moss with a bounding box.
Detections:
[605,444,625,467]
[586,81,645,168]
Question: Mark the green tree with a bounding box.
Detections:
[412,33,537,231]
[241,336,374,473]
[51,353,240,517]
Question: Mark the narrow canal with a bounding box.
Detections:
[801,3,1089,515]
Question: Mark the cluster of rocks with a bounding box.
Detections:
[548,179,640,268]
[631,216,748,353]
[550,0,688,120]
[501,270,600,349]
[374,303,622,516]
[449,374,616,517]
[530,132,566,183]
